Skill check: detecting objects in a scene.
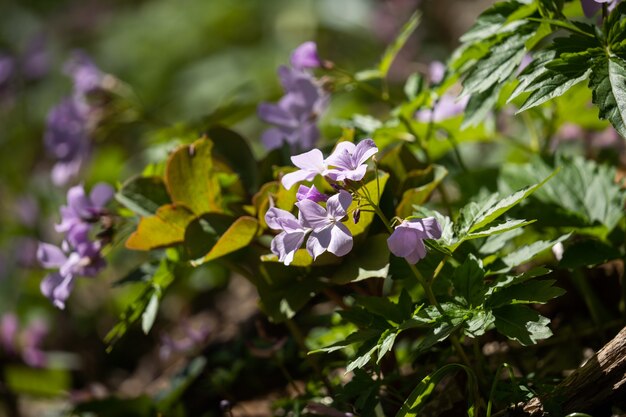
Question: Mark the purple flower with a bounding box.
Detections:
[297,190,353,259]
[387,217,442,264]
[281,149,328,190]
[297,185,328,203]
[64,51,105,96]
[56,183,114,242]
[37,239,105,309]
[265,207,310,266]
[258,66,328,151]
[325,139,379,182]
[44,98,91,186]
[290,42,322,70]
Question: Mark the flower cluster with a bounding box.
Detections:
[265,139,378,264]
[266,138,442,266]
[37,183,114,309]
[44,52,108,186]
[258,42,329,152]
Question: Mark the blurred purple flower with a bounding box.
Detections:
[415,94,469,123]
[15,195,39,228]
[297,185,328,203]
[258,66,328,151]
[44,98,91,186]
[281,149,328,190]
[290,42,322,70]
[326,139,378,182]
[265,207,310,265]
[429,61,445,85]
[16,237,39,268]
[297,190,353,259]
[56,183,114,241]
[21,319,48,367]
[1,313,18,354]
[0,54,15,88]
[37,239,105,309]
[21,35,50,80]
[64,51,105,96]
[387,217,442,264]
[159,322,210,360]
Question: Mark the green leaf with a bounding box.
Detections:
[466,218,535,240]
[463,32,531,95]
[590,56,626,137]
[355,295,411,325]
[310,329,381,355]
[141,292,160,334]
[487,279,565,308]
[105,258,174,348]
[489,234,570,274]
[5,366,70,396]
[377,330,397,364]
[465,310,495,337]
[460,1,534,43]
[165,137,222,214]
[332,234,390,284]
[517,67,592,113]
[396,165,448,218]
[479,227,524,254]
[395,363,479,417]
[379,11,421,78]
[208,126,258,193]
[187,216,259,266]
[116,176,171,216]
[469,170,557,234]
[493,305,552,345]
[126,204,195,251]
[462,84,503,128]
[560,239,623,269]
[452,254,486,308]
[500,156,626,235]
[347,343,378,373]
[404,72,424,100]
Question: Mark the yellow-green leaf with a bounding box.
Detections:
[126,204,195,250]
[191,216,259,266]
[165,137,222,214]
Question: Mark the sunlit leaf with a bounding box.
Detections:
[126,204,195,250]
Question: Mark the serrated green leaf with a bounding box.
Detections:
[493,305,552,345]
[379,11,421,78]
[310,329,381,355]
[489,234,570,274]
[560,239,623,269]
[462,84,503,128]
[377,330,397,364]
[517,67,591,112]
[397,165,448,218]
[500,156,626,235]
[590,56,626,137]
[466,219,535,240]
[487,279,565,308]
[479,227,525,254]
[469,170,557,234]
[347,343,378,373]
[463,32,531,95]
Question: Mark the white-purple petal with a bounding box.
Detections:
[290,41,322,70]
[37,243,67,269]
